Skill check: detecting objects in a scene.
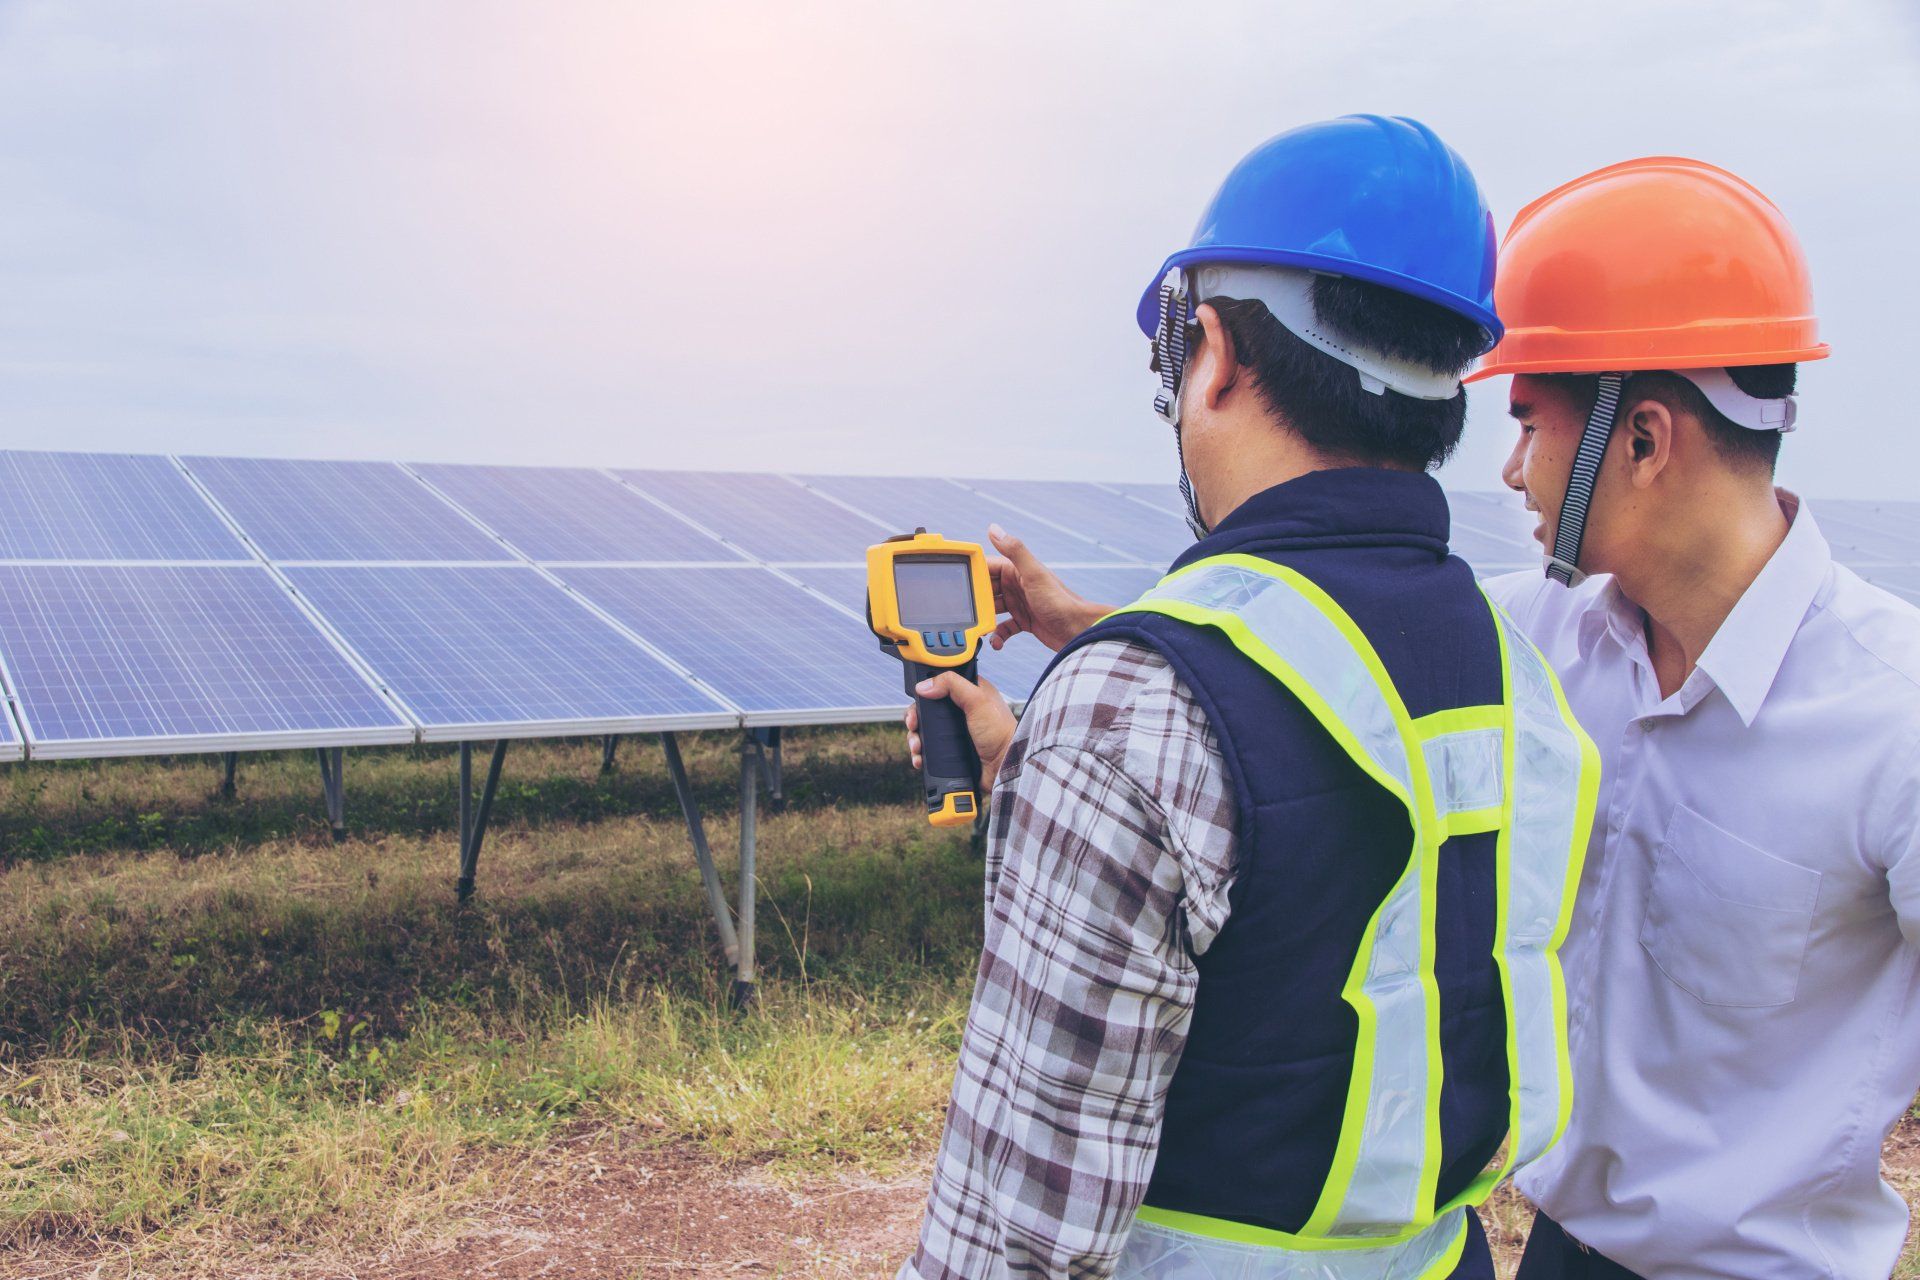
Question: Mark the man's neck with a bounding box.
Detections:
[1195,429,1403,529]
[1614,484,1789,700]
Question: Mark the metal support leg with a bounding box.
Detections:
[761,726,785,811]
[456,741,508,902]
[458,742,472,855]
[601,734,618,774]
[317,747,346,843]
[734,733,762,1008]
[220,752,237,800]
[661,733,741,969]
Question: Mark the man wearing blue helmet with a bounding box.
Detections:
[898,115,1599,1280]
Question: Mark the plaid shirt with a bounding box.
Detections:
[901,638,1240,1280]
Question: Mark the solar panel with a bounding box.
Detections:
[0,452,248,561]
[0,565,411,758]
[1106,481,1188,518]
[559,566,904,723]
[282,565,734,738]
[966,479,1194,568]
[1859,567,1920,607]
[412,464,745,563]
[794,475,1131,566]
[616,470,890,563]
[776,564,1058,703]
[184,457,508,562]
[1806,507,1920,569]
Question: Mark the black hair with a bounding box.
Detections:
[1168,274,1488,472]
[1544,365,1795,475]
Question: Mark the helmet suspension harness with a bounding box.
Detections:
[1151,269,1209,540]
[1544,373,1623,587]
[1543,369,1798,587]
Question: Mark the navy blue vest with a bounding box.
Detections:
[1054,468,1509,1239]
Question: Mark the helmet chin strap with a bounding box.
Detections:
[1545,372,1624,587]
[1151,269,1209,540]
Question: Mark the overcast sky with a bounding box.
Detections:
[0,1,1914,498]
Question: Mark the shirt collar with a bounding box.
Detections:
[1693,490,1831,726]
[1578,490,1832,725]
[1576,577,1641,664]
[1174,467,1451,571]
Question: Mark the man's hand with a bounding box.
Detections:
[905,671,1017,794]
[986,524,1113,653]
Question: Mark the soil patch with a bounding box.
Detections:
[356,1138,930,1280]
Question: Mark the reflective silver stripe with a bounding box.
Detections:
[1422,728,1503,820]
[1116,1210,1469,1280]
[1493,613,1587,1166]
[1127,562,1433,1233]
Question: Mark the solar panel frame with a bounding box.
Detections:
[412,463,749,564]
[183,456,512,563]
[282,564,739,741]
[0,648,25,762]
[0,451,253,562]
[0,563,415,759]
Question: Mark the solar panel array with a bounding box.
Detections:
[0,449,1911,760]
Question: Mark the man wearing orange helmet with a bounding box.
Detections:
[1476,159,1920,1278]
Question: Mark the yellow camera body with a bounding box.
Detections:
[865,530,994,827]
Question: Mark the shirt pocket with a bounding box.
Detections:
[1638,803,1822,1008]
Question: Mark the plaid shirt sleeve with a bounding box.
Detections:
[900,637,1239,1280]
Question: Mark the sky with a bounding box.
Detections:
[0,1,1915,498]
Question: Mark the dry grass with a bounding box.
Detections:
[0,728,1915,1278]
[0,730,974,1273]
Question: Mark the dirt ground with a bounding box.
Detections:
[352,1139,931,1280]
[11,1117,1920,1279]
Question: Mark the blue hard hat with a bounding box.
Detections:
[1136,114,1502,348]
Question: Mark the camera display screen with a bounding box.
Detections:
[892,558,977,629]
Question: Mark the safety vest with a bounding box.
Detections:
[1106,554,1599,1280]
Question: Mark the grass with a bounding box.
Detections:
[2,728,1916,1277]
[0,728,979,1270]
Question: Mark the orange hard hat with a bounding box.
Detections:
[1466,156,1829,382]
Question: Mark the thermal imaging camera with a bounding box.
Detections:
[866,530,995,827]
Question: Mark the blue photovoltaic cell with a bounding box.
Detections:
[413,464,745,563]
[796,475,1129,566]
[284,566,730,732]
[0,565,406,752]
[561,566,904,716]
[0,452,248,561]
[186,457,508,562]
[617,470,890,563]
[777,565,1057,703]
[970,479,1194,568]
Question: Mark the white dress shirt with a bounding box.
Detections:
[1486,496,1920,1279]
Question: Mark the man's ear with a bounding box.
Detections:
[1191,303,1241,412]
[1615,395,1673,490]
